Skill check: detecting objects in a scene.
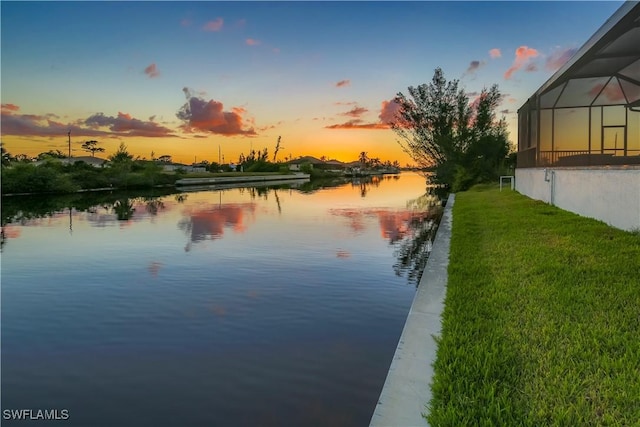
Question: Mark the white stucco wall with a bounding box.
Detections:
[515,167,640,231]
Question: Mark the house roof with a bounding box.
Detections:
[324,159,345,166]
[287,156,324,164]
[61,156,107,165]
[529,1,640,109]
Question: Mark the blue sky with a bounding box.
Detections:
[1,1,625,164]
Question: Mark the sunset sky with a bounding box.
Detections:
[0,1,625,165]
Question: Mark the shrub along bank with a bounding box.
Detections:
[428,185,640,425]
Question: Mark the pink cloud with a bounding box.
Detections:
[203,18,223,32]
[335,80,350,88]
[144,63,160,78]
[246,38,261,46]
[1,106,175,138]
[546,47,578,71]
[2,103,20,112]
[177,88,257,136]
[525,63,538,72]
[326,99,401,130]
[272,47,280,54]
[85,112,175,137]
[489,48,501,59]
[504,46,539,79]
[379,99,402,125]
[180,18,191,27]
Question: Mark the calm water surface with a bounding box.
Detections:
[1,173,442,427]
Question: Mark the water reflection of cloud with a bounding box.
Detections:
[1,225,21,239]
[329,208,435,243]
[328,209,366,234]
[179,203,256,244]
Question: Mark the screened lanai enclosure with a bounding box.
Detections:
[517,1,640,168]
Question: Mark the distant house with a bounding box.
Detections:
[54,156,107,167]
[323,159,347,172]
[515,1,640,231]
[159,162,206,173]
[287,156,323,171]
[286,156,349,172]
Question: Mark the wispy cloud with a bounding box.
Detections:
[203,18,224,32]
[144,63,160,78]
[341,106,368,118]
[1,103,20,112]
[326,99,400,130]
[180,18,191,27]
[246,38,261,46]
[504,46,539,79]
[546,47,578,71]
[325,120,388,130]
[335,79,350,88]
[463,60,485,77]
[489,48,501,59]
[176,88,256,136]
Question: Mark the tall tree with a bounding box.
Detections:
[109,143,134,163]
[81,140,105,157]
[390,67,509,190]
[359,151,369,167]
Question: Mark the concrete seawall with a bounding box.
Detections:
[370,193,454,427]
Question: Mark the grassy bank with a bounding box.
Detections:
[428,185,640,425]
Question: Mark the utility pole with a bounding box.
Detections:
[68,131,71,159]
[218,145,221,164]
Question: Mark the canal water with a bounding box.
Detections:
[1,172,443,427]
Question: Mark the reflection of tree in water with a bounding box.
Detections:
[393,190,445,287]
[351,176,381,198]
[112,198,135,220]
[1,190,176,250]
[174,194,188,203]
[143,197,165,215]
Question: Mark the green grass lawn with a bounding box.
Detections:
[428,185,640,426]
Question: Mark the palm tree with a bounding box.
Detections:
[359,151,369,167]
